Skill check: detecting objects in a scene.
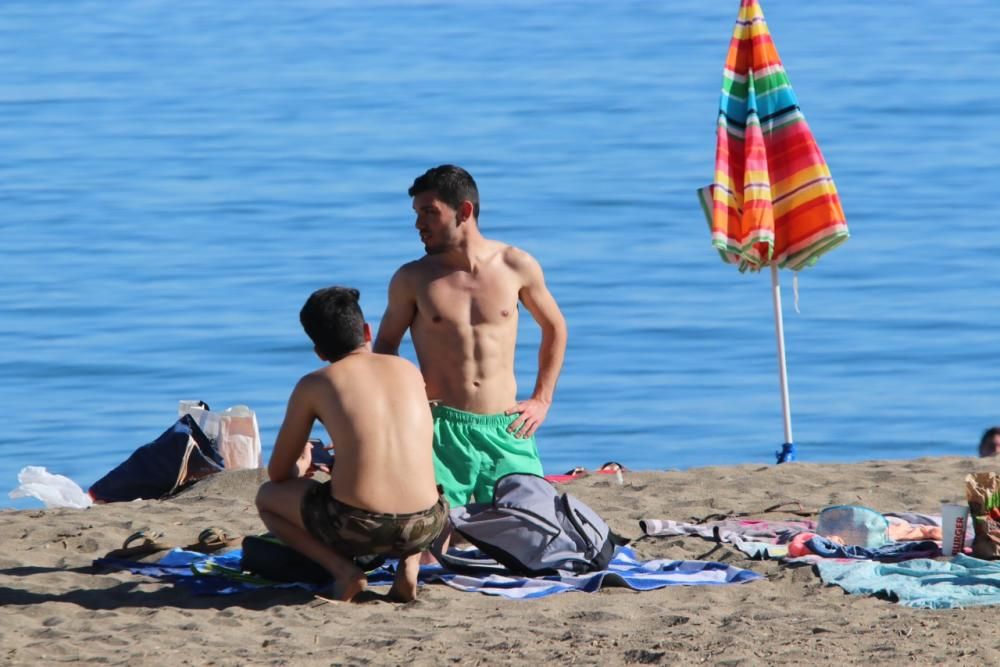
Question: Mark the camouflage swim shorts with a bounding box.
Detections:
[301,481,448,558]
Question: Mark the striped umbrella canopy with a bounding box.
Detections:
[698,0,849,462]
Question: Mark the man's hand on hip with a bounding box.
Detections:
[505,398,551,439]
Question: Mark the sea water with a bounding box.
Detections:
[3,0,1000,509]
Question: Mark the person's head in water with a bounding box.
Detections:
[409,165,480,254]
[979,427,1000,457]
[299,286,370,362]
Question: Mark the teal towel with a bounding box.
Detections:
[818,554,1000,609]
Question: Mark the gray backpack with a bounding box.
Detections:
[432,473,628,576]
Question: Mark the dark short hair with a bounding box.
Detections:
[980,427,1000,457]
[299,287,365,361]
[408,164,480,220]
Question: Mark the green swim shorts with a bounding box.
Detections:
[432,404,544,507]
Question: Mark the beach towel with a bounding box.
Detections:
[640,518,814,559]
[640,517,814,541]
[817,554,1000,609]
[93,546,763,599]
[641,513,955,564]
[434,547,761,599]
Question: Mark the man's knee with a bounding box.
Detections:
[255,481,277,514]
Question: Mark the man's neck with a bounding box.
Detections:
[328,347,368,364]
[438,228,489,272]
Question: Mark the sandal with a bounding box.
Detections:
[188,527,242,553]
[105,530,173,560]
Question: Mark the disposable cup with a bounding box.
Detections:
[941,502,969,557]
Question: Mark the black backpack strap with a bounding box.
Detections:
[428,520,452,569]
[610,530,631,547]
[429,522,513,576]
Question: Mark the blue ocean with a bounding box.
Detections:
[3,0,999,509]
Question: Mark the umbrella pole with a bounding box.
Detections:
[770,264,795,461]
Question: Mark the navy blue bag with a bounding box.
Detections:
[89,414,225,503]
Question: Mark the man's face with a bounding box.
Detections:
[413,191,459,254]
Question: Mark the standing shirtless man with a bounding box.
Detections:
[374,165,567,507]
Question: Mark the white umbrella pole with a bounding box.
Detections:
[770,264,794,445]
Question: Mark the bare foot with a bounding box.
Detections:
[330,572,368,602]
[387,581,417,603]
[388,553,420,602]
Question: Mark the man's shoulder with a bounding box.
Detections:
[286,367,331,403]
[393,256,438,281]
[314,354,419,384]
[370,353,424,384]
[371,351,417,367]
[498,243,539,272]
[298,366,333,387]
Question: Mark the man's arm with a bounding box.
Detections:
[506,249,568,439]
[372,266,417,355]
[268,376,318,482]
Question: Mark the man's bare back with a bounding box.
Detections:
[278,352,438,513]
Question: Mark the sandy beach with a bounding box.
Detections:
[2,456,999,666]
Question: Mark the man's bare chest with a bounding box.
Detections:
[416,271,520,327]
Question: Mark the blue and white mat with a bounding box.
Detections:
[94,546,763,599]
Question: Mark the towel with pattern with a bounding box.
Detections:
[93,546,763,599]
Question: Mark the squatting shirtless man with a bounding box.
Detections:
[374,165,568,507]
[256,287,446,602]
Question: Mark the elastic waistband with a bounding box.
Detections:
[431,403,513,427]
[330,491,446,520]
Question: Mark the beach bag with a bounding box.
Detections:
[88,415,225,503]
[241,534,385,584]
[179,400,262,470]
[432,473,628,576]
[816,505,890,548]
[965,472,1000,559]
[241,534,332,584]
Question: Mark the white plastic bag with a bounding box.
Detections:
[9,466,93,509]
[179,401,262,470]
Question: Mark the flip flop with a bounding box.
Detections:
[187,527,242,553]
[105,530,173,560]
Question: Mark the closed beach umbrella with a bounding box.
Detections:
[698,0,849,463]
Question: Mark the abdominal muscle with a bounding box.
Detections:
[413,321,518,415]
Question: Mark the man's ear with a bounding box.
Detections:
[363,322,373,343]
[457,200,475,224]
[314,345,328,362]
